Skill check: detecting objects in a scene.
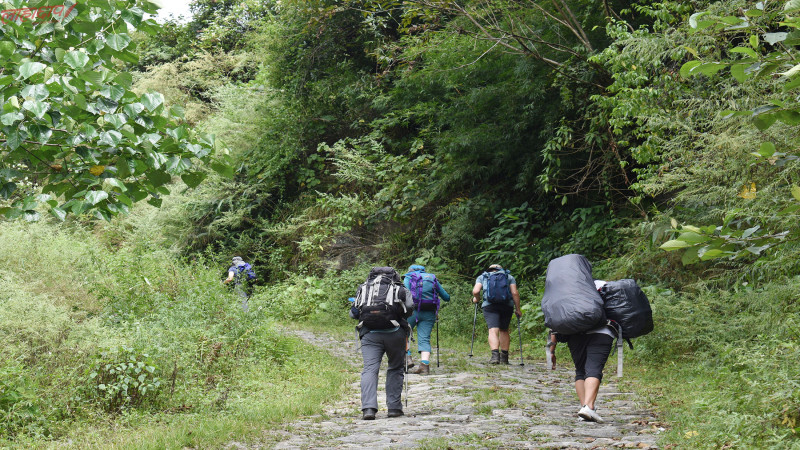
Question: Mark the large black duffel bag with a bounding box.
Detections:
[541,254,605,335]
[599,279,653,339]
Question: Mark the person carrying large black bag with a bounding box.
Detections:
[350,266,414,420]
[541,254,614,423]
[542,254,654,423]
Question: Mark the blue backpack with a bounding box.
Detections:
[235,263,256,281]
[408,272,440,312]
[484,270,511,303]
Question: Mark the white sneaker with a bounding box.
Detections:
[578,405,604,423]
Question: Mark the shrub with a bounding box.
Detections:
[86,347,163,413]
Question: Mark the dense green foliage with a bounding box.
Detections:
[0,0,230,222]
[3,0,800,447]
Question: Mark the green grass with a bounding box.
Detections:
[0,220,351,448]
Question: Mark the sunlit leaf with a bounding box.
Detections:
[738,183,757,199]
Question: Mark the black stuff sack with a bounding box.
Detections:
[600,279,653,339]
[541,254,605,335]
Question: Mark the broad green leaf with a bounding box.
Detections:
[103,178,127,192]
[1,112,24,125]
[677,232,709,244]
[681,246,701,265]
[146,170,171,187]
[0,41,15,59]
[752,113,777,130]
[699,248,727,261]
[742,226,761,239]
[99,130,122,146]
[19,61,46,79]
[114,72,133,89]
[79,71,105,86]
[695,62,728,76]
[85,190,108,205]
[181,172,206,188]
[5,130,22,150]
[22,99,49,118]
[141,92,164,111]
[660,239,691,251]
[786,0,800,12]
[730,47,758,58]
[21,84,50,101]
[105,33,132,51]
[64,50,90,69]
[680,61,702,78]
[750,34,759,49]
[169,105,185,119]
[147,197,163,208]
[730,64,747,83]
[758,142,776,157]
[792,185,800,202]
[682,225,702,233]
[689,12,708,28]
[211,162,234,179]
[784,76,800,92]
[777,110,800,125]
[49,207,67,221]
[0,182,16,198]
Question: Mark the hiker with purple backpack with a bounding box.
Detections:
[402,265,450,375]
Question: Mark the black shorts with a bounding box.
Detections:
[567,333,614,382]
[482,303,514,330]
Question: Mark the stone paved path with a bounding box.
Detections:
[258,328,664,449]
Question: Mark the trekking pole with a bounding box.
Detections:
[404,349,409,408]
[468,302,478,357]
[436,316,440,368]
[517,315,525,366]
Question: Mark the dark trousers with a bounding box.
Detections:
[360,328,406,411]
[567,333,614,382]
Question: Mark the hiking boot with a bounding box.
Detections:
[405,355,415,371]
[387,409,404,418]
[362,408,377,420]
[489,350,500,364]
[578,405,604,423]
[411,362,429,375]
[500,351,509,365]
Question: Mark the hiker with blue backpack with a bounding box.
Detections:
[471,264,522,364]
[402,265,450,375]
[223,256,256,311]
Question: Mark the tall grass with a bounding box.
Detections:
[0,219,349,447]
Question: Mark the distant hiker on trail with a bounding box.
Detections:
[471,264,522,364]
[223,256,256,311]
[402,264,450,375]
[350,266,414,420]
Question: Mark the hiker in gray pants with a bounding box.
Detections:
[359,328,407,416]
[351,267,414,420]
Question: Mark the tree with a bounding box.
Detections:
[0,0,229,221]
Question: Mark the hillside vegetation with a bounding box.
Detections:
[2,0,800,448]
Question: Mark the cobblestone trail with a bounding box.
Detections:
[259,329,663,449]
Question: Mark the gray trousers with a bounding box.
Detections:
[360,328,406,411]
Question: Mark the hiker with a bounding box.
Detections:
[402,264,450,375]
[471,264,522,364]
[540,254,621,423]
[223,256,256,311]
[546,316,615,423]
[350,266,414,420]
